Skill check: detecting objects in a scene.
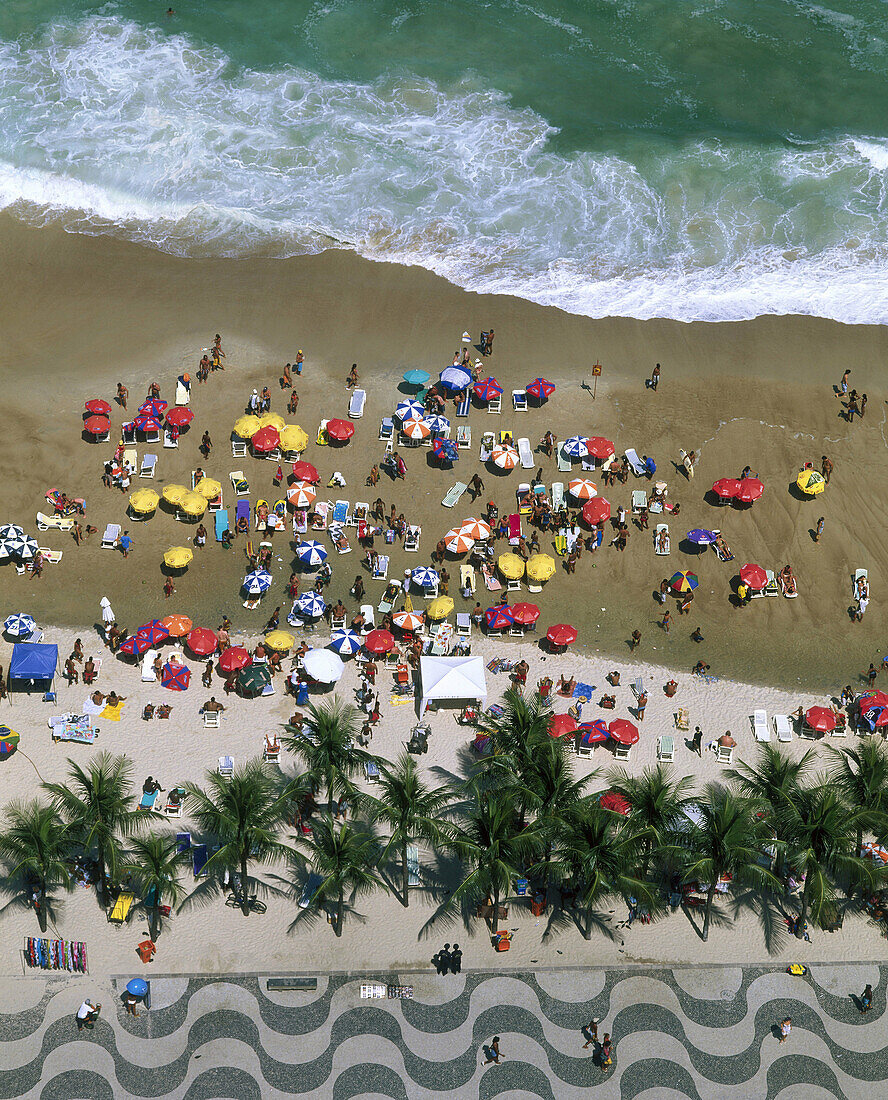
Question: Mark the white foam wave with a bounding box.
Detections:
[1,14,888,324]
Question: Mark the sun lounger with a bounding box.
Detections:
[192,844,209,877]
[230,471,250,496]
[613,742,632,761]
[348,389,366,419]
[37,548,63,564]
[231,437,247,457]
[364,758,380,784]
[752,710,770,742]
[404,525,420,552]
[360,605,375,633]
[551,482,564,512]
[764,569,780,597]
[122,448,137,471]
[175,380,189,406]
[455,390,470,417]
[854,568,868,597]
[316,419,329,445]
[164,789,186,817]
[456,612,472,638]
[213,508,229,542]
[377,579,401,613]
[508,514,521,546]
[141,649,159,682]
[774,714,792,742]
[351,502,369,527]
[715,744,734,765]
[330,523,352,554]
[163,428,178,449]
[624,448,646,477]
[371,555,389,580]
[218,755,234,777]
[710,530,734,562]
[331,500,348,525]
[456,425,471,450]
[176,833,191,853]
[379,417,394,442]
[108,891,135,924]
[442,482,467,508]
[139,788,159,810]
[460,563,476,594]
[311,501,330,530]
[556,445,572,472]
[658,735,675,762]
[517,437,534,469]
[36,511,74,532]
[406,844,421,888]
[487,394,501,414]
[512,390,528,412]
[101,524,121,549]
[631,490,647,513]
[654,523,670,555]
[674,708,689,731]
[299,872,323,909]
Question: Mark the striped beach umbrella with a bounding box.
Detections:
[473,377,503,402]
[287,482,317,509]
[136,620,171,646]
[393,610,424,632]
[444,527,474,554]
[562,435,590,459]
[460,517,492,541]
[485,605,515,630]
[526,377,555,401]
[568,478,597,500]
[12,535,38,561]
[670,570,699,593]
[0,726,20,758]
[295,591,326,618]
[330,629,363,656]
[491,444,519,470]
[3,614,35,637]
[439,366,472,393]
[401,417,431,440]
[133,413,162,432]
[395,399,424,421]
[295,540,328,567]
[139,399,168,416]
[425,415,451,434]
[411,566,439,588]
[432,438,459,463]
[243,569,273,595]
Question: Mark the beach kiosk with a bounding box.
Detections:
[9,642,59,698]
[420,655,487,716]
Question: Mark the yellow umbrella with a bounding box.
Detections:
[280,425,309,452]
[427,596,454,620]
[258,412,286,431]
[498,553,526,580]
[178,491,207,517]
[129,488,159,514]
[162,484,190,506]
[526,553,556,582]
[163,546,193,569]
[797,468,825,496]
[264,630,296,651]
[195,477,222,500]
[233,414,261,439]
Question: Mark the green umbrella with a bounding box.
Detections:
[238,664,271,695]
[0,725,20,758]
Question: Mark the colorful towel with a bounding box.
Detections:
[573,682,595,699]
[100,702,124,721]
[389,695,412,706]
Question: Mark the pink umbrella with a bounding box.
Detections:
[568,478,597,500]
[739,563,767,590]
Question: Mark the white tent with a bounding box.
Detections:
[420,655,487,714]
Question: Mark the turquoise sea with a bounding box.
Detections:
[2,0,887,321]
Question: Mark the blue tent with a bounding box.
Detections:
[9,642,58,693]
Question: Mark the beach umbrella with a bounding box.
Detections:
[140,399,167,416]
[485,605,515,630]
[805,706,837,732]
[547,623,578,647]
[296,540,328,567]
[444,528,474,555]
[0,726,20,759]
[3,614,35,637]
[739,563,767,590]
[432,438,459,463]
[607,719,639,746]
[133,413,162,433]
[330,629,363,656]
[491,444,519,470]
[562,435,590,459]
[178,491,207,517]
[403,368,430,387]
[163,546,193,570]
[161,614,192,637]
[119,634,154,656]
[859,691,888,713]
[526,553,556,582]
[568,478,597,500]
[0,523,24,544]
[126,978,149,998]
[549,713,578,739]
[735,477,764,503]
[585,437,615,461]
[137,620,171,646]
[459,517,492,541]
[473,377,502,402]
[670,570,699,593]
[392,610,424,632]
[427,596,454,620]
[578,720,610,747]
[257,412,286,432]
[186,628,218,656]
[233,414,261,439]
[161,484,189,506]
[265,630,295,651]
[497,553,525,579]
[12,535,39,561]
[872,708,888,729]
[165,406,193,428]
[303,648,344,682]
[162,662,191,691]
[439,366,472,393]
[426,415,452,437]
[686,529,717,546]
[287,482,318,509]
[219,646,251,673]
[395,399,424,421]
[712,477,741,500]
[130,489,159,514]
[279,425,310,453]
[251,425,280,453]
[582,498,611,526]
[295,591,326,618]
[401,417,431,440]
[238,663,271,695]
[526,377,555,401]
[194,478,221,501]
[290,460,319,483]
[411,566,439,588]
[600,790,631,814]
[84,415,111,435]
[85,399,112,416]
[510,602,540,625]
[797,468,825,496]
[365,629,395,654]
[326,419,354,441]
[243,569,273,595]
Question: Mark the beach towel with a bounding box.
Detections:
[390,695,412,706]
[82,698,104,717]
[573,682,595,699]
[100,702,125,721]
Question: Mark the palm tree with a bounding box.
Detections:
[123,833,190,940]
[682,783,779,942]
[0,799,72,932]
[522,740,593,889]
[186,758,292,916]
[826,740,888,857]
[608,764,694,878]
[293,816,382,936]
[43,752,146,908]
[368,753,453,907]
[283,699,377,812]
[545,797,654,939]
[473,688,552,823]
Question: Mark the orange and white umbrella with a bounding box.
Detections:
[491,444,519,470]
[460,517,492,541]
[393,610,424,632]
[287,481,317,509]
[444,527,475,554]
[402,417,431,440]
[568,478,598,500]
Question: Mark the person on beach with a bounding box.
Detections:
[691,626,704,643]
[630,630,641,650]
[859,984,873,1013]
[281,362,292,389]
[483,329,494,355]
[83,657,97,685]
[600,1034,613,1071]
[848,394,860,422]
[693,661,710,676]
[837,369,850,398]
[346,363,359,388]
[116,383,127,409]
[201,431,213,457]
[64,658,79,685]
[582,1017,599,1049]
[860,393,868,418]
[482,1036,502,1064]
[469,473,484,500]
[163,577,175,599]
[779,1017,792,1043]
[821,455,833,483]
[691,726,703,755]
[865,663,878,687]
[202,661,213,688]
[117,531,133,558]
[661,610,671,633]
[212,333,225,367]
[650,364,660,391]
[199,354,211,381]
[196,523,207,549]
[295,349,304,375]
[636,691,647,720]
[814,517,824,542]
[76,1001,101,1032]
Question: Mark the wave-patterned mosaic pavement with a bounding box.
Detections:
[3,964,886,1099]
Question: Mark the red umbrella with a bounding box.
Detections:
[585,437,615,461]
[582,498,611,526]
[735,478,764,503]
[219,646,251,673]
[859,691,888,713]
[485,605,515,630]
[291,461,320,483]
[85,399,112,416]
[364,629,395,654]
[608,719,639,745]
[712,478,741,499]
[549,713,578,739]
[578,720,610,746]
[739,563,767,590]
[510,602,540,625]
[84,415,110,435]
[166,407,194,427]
[600,791,631,814]
[805,706,837,732]
[161,662,191,691]
[526,377,555,400]
[326,419,355,441]
[251,426,280,452]
[186,627,218,656]
[119,634,154,656]
[547,623,578,647]
[136,620,171,646]
[874,708,888,728]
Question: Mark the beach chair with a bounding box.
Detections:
[348,388,366,418]
[455,390,470,417]
[139,788,159,811]
[457,426,471,450]
[176,379,189,406]
[108,891,135,925]
[631,677,644,701]
[38,548,63,564]
[774,714,792,743]
[460,563,476,594]
[658,735,675,762]
[711,530,734,562]
[631,489,647,513]
[121,448,137,472]
[674,708,689,731]
[371,555,389,580]
[311,501,330,530]
[752,710,770,742]
[211,509,228,543]
[831,714,847,738]
[551,482,564,511]
[218,755,234,776]
[330,524,352,554]
[479,431,494,462]
[233,500,250,535]
[512,390,528,412]
[36,511,74,532]
[508,514,521,546]
[163,429,178,449]
[517,437,534,469]
[442,483,467,508]
[378,579,401,613]
[230,471,250,496]
[164,789,186,817]
[203,708,221,729]
[351,502,369,527]
[654,523,670,555]
[556,446,572,472]
[264,736,281,763]
[332,500,349,525]
[299,872,323,909]
[406,844,421,888]
[364,758,380,784]
[404,525,421,552]
[316,420,329,445]
[487,393,501,414]
[231,437,247,457]
[192,844,209,877]
[456,612,472,638]
[764,569,780,597]
[101,524,121,548]
[483,569,502,591]
[379,417,394,442]
[715,744,734,765]
[176,833,191,853]
[613,742,632,761]
[140,649,158,682]
[624,449,646,477]
[360,605,375,633]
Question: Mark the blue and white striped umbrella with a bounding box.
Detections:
[439,366,472,393]
[242,569,272,595]
[411,566,439,588]
[0,525,27,560]
[296,540,328,567]
[330,629,362,656]
[11,535,38,561]
[395,399,424,421]
[295,591,327,618]
[562,435,590,459]
[3,613,35,637]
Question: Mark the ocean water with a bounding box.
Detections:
[1,0,887,323]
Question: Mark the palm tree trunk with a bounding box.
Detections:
[150,889,161,941]
[37,883,48,934]
[97,844,108,909]
[401,841,409,908]
[335,892,344,937]
[702,882,717,942]
[240,854,250,916]
[797,877,810,939]
[491,887,500,935]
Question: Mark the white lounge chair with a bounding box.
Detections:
[371,555,389,580]
[551,483,564,511]
[456,613,471,637]
[36,512,74,532]
[231,439,247,457]
[140,454,157,478]
[37,548,63,565]
[460,563,476,594]
[517,437,534,469]
[456,426,471,450]
[487,394,502,414]
[631,490,647,513]
[230,471,250,496]
[512,390,528,412]
[624,449,647,477]
[442,483,467,508]
[175,380,189,406]
[774,714,792,743]
[101,524,121,548]
[349,389,366,418]
[203,708,221,728]
[141,649,159,682]
[752,710,770,742]
[404,525,421,552]
[163,429,178,449]
[715,744,734,765]
[613,742,632,761]
[360,605,375,634]
[658,735,675,762]
[218,755,234,776]
[654,523,670,555]
[556,446,572,472]
[379,417,394,442]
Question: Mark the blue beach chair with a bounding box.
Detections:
[215,508,229,542]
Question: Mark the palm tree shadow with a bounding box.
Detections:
[413,850,474,942]
[542,903,619,944]
[729,888,792,955]
[0,880,68,930]
[681,897,734,941]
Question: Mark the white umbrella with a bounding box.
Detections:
[491,444,519,470]
[100,597,115,624]
[424,415,451,433]
[568,478,598,500]
[444,528,475,554]
[411,566,439,588]
[15,536,38,560]
[3,613,35,637]
[303,648,345,682]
